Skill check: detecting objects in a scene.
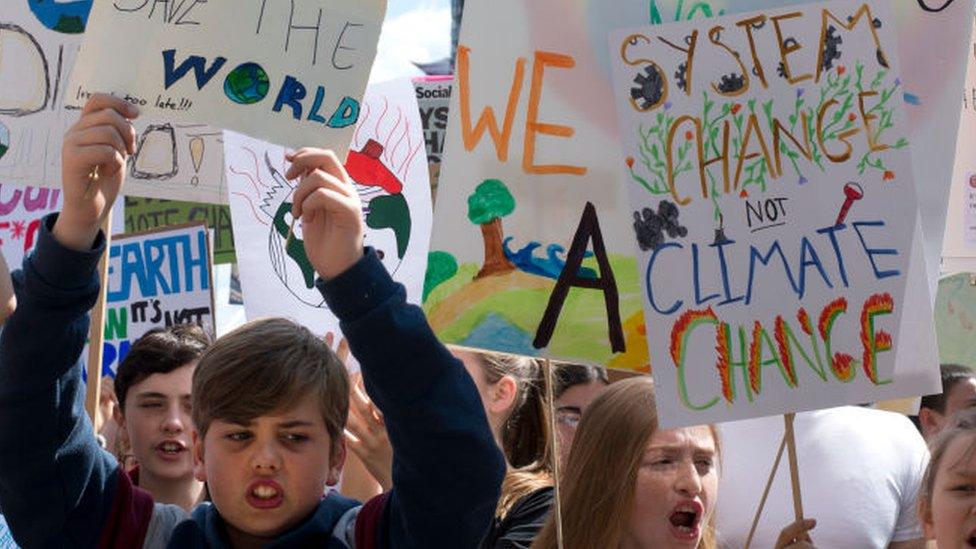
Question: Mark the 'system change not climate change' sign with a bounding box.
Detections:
[610,0,928,426]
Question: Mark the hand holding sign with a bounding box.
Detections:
[285,148,364,280]
[55,94,139,252]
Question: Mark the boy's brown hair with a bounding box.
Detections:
[191,318,349,444]
[115,324,211,411]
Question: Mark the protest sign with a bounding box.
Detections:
[414,76,451,203]
[124,196,236,263]
[0,2,228,204]
[425,0,968,380]
[610,0,933,427]
[0,513,17,549]
[0,183,124,270]
[93,223,215,376]
[68,0,386,152]
[942,15,976,269]
[226,78,431,337]
[0,185,61,269]
[934,272,976,369]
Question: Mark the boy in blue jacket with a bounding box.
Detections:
[0,94,505,548]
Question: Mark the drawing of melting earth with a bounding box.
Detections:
[0,122,9,161]
[27,0,93,34]
[259,139,412,308]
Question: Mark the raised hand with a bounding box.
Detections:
[284,148,364,280]
[55,94,139,251]
[344,371,392,491]
[775,518,817,549]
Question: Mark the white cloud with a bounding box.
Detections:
[370,5,451,83]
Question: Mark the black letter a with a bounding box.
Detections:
[534,202,625,353]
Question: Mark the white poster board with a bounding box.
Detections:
[226,78,432,339]
[611,0,934,427]
[68,0,386,151]
[942,14,976,271]
[0,1,229,204]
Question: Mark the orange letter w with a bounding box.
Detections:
[457,45,526,162]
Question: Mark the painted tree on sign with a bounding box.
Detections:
[468,178,516,279]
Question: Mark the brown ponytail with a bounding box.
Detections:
[472,351,553,518]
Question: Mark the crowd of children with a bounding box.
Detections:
[1,92,975,549]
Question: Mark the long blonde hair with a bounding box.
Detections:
[532,377,718,549]
[471,350,553,518]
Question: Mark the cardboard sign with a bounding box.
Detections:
[68,0,386,151]
[610,0,934,427]
[0,2,228,203]
[226,78,431,337]
[124,196,236,264]
[95,223,215,376]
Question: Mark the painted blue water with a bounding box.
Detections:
[461,313,539,356]
[503,237,597,280]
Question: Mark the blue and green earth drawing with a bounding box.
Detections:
[0,122,9,161]
[27,0,93,34]
[224,63,271,105]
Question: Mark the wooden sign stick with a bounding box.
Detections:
[84,212,113,433]
[744,413,804,548]
[784,413,805,521]
[544,359,565,549]
[744,432,787,549]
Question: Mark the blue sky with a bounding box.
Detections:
[371,0,452,82]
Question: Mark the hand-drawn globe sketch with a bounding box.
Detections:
[0,122,9,161]
[224,63,270,105]
[27,0,93,34]
[260,139,413,309]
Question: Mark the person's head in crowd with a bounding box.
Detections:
[114,324,210,510]
[453,348,552,517]
[191,317,349,546]
[919,406,976,548]
[552,362,609,468]
[919,363,976,441]
[97,375,121,455]
[533,376,720,548]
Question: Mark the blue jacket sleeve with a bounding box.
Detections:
[319,250,506,549]
[0,214,120,547]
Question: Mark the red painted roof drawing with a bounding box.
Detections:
[345,139,404,194]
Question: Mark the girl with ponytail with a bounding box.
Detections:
[343,347,555,548]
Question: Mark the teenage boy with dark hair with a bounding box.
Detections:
[113,324,211,511]
[0,94,505,547]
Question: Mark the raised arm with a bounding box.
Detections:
[0,95,138,546]
[288,149,506,547]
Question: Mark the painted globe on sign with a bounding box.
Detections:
[223,63,271,105]
[0,121,9,161]
[27,0,93,34]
